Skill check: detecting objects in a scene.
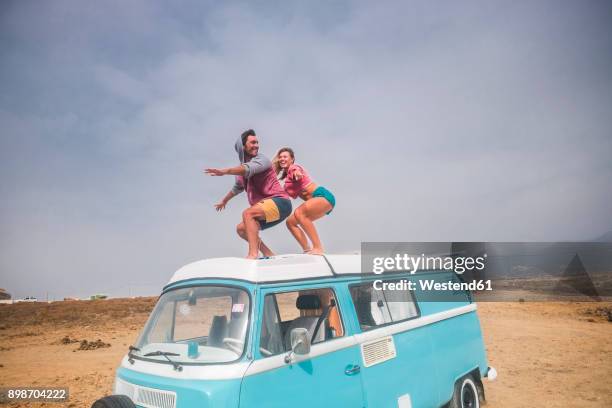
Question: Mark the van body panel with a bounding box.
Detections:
[427,311,488,404]
[118,356,250,380]
[117,367,241,408]
[239,343,365,407]
[238,282,365,407]
[356,324,438,407]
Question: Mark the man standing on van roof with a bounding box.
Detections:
[205,129,292,259]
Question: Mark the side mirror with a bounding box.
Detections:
[284,328,310,363]
[290,328,311,355]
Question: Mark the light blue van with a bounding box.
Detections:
[92,254,496,408]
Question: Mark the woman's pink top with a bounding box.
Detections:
[283,164,313,198]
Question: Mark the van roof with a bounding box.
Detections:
[167,254,361,285]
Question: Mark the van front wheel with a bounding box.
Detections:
[91,395,136,408]
[450,376,480,408]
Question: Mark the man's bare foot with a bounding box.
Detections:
[246,254,258,259]
[309,248,324,255]
[303,248,313,254]
[258,240,275,257]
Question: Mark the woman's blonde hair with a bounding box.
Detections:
[273,147,295,180]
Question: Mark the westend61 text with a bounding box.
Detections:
[373,279,493,291]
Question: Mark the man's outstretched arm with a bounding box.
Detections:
[210,171,245,211]
[204,164,246,176]
[214,190,238,211]
[205,165,246,211]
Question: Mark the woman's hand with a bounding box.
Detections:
[289,166,303,181]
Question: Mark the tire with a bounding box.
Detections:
[449,376,480,408]
[91,395,136,408]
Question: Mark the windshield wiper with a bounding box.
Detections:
[144,350,183,371]
[127,345,140,364]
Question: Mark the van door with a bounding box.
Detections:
[239,286,365,408]
[349,280,439,408]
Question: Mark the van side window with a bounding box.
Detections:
[259,288,344,357]
[350,281,419,331]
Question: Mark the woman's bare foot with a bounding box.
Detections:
[309,247,324,255]
[303,248,313,254]
[246,253,258,259]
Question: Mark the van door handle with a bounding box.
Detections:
[344,364,361,375]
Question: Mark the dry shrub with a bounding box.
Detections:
[77,339,111,351]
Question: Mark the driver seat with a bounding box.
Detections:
[208,315,228,347]
[283,294,327,350]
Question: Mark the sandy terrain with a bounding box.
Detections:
[0,298,610,407]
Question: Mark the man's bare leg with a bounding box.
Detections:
[237,222,274,257]
[242,206,270,259]
[258,240,274,257]
[236,222,247,241]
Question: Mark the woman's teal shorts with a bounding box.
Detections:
[312,186,336,215]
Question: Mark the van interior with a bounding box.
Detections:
[259,288,344,356]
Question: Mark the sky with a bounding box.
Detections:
[1,0,611,300]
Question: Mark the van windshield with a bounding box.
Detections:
[133,285,250,364]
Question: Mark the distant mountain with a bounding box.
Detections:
[594,231,612,242]
[479,242,612,279]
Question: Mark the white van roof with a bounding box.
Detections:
[167,254,361,285]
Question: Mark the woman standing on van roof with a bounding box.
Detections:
[273,148,336,255]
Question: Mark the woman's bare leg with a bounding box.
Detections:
[293,198,332,255]
[286,213,311,252]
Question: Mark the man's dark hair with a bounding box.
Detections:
[241,129,256,146]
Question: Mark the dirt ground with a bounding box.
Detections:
[0,298,610,407]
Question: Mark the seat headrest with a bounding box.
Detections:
[296,294,321,310]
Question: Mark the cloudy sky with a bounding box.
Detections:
[1,0,611,299]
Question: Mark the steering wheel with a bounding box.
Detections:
[222,337,244,354]
[259,347,273,356]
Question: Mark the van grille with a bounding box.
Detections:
[361,336,397,367]
[115,379,176,408]
[137,387,176,408]
[115,379,136,398]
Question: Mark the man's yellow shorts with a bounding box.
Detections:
[256,197,292,230]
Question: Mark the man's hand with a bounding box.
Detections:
[205,168,227,176]
[212,191,236,213]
